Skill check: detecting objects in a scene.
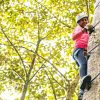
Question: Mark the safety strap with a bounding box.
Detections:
[88,14,100,82]
[88,43,100,54]
[91,72,100,82]
[87,43,100,83]
[93,20,100,28]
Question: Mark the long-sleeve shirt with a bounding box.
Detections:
[72,25,89,49]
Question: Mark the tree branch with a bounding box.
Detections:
[45,66,67,90]
[12,69,26,83]
[26,6,42,82]
[45,70,57,100]
[0,26,27,78]
[37,53,69,82]
[28,65,44,82]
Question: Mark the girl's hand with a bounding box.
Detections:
[82,28,87,32]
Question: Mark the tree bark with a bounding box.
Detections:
[20,81,29,100]
[83,0,100,99]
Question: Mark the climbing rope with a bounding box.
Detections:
[91,72,100,82]
[87,44,100,83]
[88,43,100,54]
[89,48,100,83]
[95,1,100,10]
[87,18,100,55]
[87,19,100,84]
[93,19,100,28]
[87,16,100,54]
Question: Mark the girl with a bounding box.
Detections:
[72,12,91,100]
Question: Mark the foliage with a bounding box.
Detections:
[0,0,94,100]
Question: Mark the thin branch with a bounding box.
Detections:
[28,65,44,82]
[12,69,26,83]
[29,5,41,69]
[45,70,57,100]
[44,65,67,90]
[37,53,69,82]
[27,5,41,81]
[0,27,27,78]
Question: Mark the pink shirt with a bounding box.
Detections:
[72,25,89,49]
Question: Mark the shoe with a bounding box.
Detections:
[85,80,91,90]
[78,93,83,100]
[80,75,91,90]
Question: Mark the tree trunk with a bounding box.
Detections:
[20,81,29,100]
[83,0,100,99]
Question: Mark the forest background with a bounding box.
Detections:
[0,0,94,100]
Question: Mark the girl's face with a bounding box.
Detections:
[78,17,88,28]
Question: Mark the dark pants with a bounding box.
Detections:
[73,48,87,78]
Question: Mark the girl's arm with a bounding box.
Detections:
[72,28,87,40]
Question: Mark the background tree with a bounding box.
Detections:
[0,0,94,100]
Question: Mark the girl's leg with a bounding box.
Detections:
[73,49,87,99]
[74,49,87,78]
